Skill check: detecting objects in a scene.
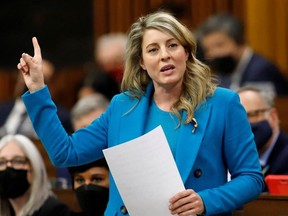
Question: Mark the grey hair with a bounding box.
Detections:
[197,13,245,45]
[0,134,52,216]
[237,86,275,108]
[71,93,109,127]
[95,33,127,58]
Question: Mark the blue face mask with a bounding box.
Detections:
[251,120,273,151]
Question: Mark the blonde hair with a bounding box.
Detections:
[121,11,217,124]
[0,134,52,216]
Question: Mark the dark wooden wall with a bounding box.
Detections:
[92,0,246,35]
[1,0,287,110]
[92,0,287,75]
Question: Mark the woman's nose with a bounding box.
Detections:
[160,48,170,61]
[6,160,13,167]
[85,180,91,185]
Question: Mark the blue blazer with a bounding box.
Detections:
[22,84,264,216]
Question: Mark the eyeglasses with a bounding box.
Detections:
[247,108,271,119]
[0,157,28,170]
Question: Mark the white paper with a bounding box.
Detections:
[103,126,185,216]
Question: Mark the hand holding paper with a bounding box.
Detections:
[103,126,185,216]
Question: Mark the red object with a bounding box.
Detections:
[265,175,288,195]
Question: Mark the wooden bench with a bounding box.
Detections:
[53,189,288,216]
[234,194,288,216]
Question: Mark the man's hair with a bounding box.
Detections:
[197,13,245,45]
[71,93,109,127]
[237,86,275,108]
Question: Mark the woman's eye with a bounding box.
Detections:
[75,177,85,184]
[169,43,178,48]
[148,48,158,53]
[92,177,103,183]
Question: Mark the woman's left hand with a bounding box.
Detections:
[169,189,204,215]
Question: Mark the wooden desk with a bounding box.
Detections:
[235,194,288,216]
[54,189,288,216]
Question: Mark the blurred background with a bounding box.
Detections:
[0,0,287,109]
[1,1,287,212]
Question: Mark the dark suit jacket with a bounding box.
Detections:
[0,99,73,136]
[265,132,288,176]
[31,196,71,216]
[240,53,288,95]
[262,132,288,192]
[0,100,14,127]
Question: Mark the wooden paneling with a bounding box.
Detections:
[245,0,288,76]
[1,0,287,103]
[0,70,17,101]
[239,194,288,216]
[275,96,288,133]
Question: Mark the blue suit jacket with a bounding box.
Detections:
[22,85,264,216]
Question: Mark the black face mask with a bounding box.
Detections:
[251,120,273,151]
[0,167,30,199]
[75,184,109,216]
[206,55,238,75]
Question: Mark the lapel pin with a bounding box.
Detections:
[192,118,198,133]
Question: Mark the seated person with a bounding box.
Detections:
[238,86,288,191]
[0,59,72,139]
[95,33,127,84]
[77,69,119,101]
[68,159,109,216]
[0,134,71,216]
[56,93,110,187]
[197,13,288,95]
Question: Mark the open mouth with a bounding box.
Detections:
[160,65,175,72]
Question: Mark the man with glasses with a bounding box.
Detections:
[238,86,288,184]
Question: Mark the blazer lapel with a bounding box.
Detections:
[175,103,212,183]
[118,84,154,144]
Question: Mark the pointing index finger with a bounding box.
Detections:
[32,37,42,59]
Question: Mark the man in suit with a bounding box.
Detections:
[238,86,288,190]
[197,13,288,95]
[0,59,72,139]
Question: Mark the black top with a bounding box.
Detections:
[31,196,71,216]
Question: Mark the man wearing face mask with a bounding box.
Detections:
[197,13,288,96]
[238,86,288,191]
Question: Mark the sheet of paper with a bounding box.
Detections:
[103,126,185,216]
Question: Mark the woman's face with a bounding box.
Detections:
[73,167,109,189]
[140,29,188,91]
[0,142,32,182]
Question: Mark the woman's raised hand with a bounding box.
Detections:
[17,37,45,93]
